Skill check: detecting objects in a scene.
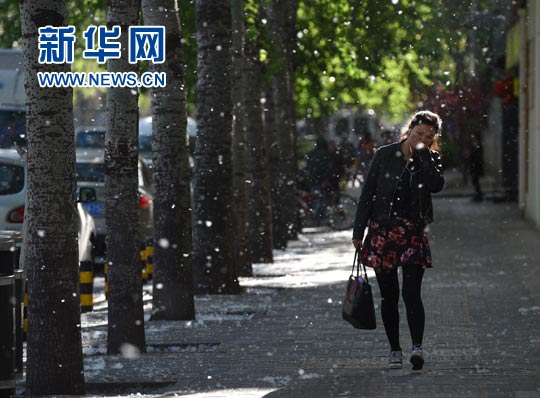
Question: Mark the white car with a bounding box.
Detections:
[138,115,197,166]
[0,148,96,264]
[75,148,153,261]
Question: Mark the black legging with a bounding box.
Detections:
[375,265,425,352]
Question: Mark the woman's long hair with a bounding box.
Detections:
[399,110,442,151]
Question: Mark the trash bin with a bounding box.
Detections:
[0,275,15,398]
[0,232,21,398]
[0,232,21,274]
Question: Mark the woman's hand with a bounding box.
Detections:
[352,239,362,249]
[408,130,426,152]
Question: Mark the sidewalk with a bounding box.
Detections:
[39,196,540,397]
[434,167,511,201]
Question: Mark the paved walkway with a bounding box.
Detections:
[66,196,540,397]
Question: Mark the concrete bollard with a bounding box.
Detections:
[13,270,24,374]
[79,261,94,313]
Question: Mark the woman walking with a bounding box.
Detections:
[352,110,444,370]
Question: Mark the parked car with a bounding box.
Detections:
[75,148,153,262]
[138,115,197,166]
[0,148,96,264]
[0,50,27,150]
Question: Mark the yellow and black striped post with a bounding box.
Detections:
[79,260,93,313]
[146,239,154,281]
[140,245,148,284]
[104,262,109,299]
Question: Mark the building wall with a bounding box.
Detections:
[520,0,540,227]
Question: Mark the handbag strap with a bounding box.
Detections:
[351,247,369,282]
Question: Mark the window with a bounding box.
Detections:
[76,130,106,148]
[0,163,24,195]
[0,110,27,149]
[76,163,105,182]
[139,134,152,155]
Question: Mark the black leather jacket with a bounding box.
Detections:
[352,141,444,240]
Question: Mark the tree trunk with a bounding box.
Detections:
[192,0,240,294]
[284,0,299,240]
[264,3,287,251]
[106,0,146,354]
[244,37,274,263]
[268,0,297,249]
[263,85,281,249]
[142,0,196,320]
[20,0,85,394]
[231,0,253,276]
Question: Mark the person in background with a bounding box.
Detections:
[354,134,375,184]
[304,136,332,220]
[468,134,484,202]
[382,128,396,145]
[328,140,345,204]
[352,110,444,371]
[305,136,332,192]
[338,137,356,183]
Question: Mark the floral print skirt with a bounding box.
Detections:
[361,217,432,271]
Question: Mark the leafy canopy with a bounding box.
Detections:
[0,0,503,123]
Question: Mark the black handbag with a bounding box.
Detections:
[342,248,376,330]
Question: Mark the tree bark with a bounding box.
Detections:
[263,85,281,250]
[231,0,253,276]
[20,0,85,394]
[192,0,240,294]
[142,0,196,320]
[268,0,297,249]
[284,0,299,240]
[106,0,146,354]
[244,36,274,263]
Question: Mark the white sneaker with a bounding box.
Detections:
[410,345,424,370]
[388,351,403,369]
